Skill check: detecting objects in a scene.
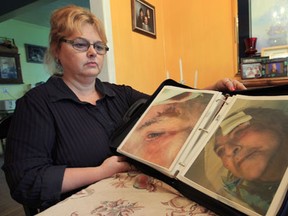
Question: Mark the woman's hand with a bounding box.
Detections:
[61,156,134,193]
[100,155,133,177]
[205,78,246,91]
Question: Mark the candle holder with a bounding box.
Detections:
[244,37,258,56]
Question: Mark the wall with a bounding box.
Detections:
[110,0,166,94]
[162,0,238,89]
[0,0,238,99]
[0,19,50,100]
[110,0,237,94]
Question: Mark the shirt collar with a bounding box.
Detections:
[46,75,115,103]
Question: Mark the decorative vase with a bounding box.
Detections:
[244,37,257,56]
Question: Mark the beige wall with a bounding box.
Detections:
[110,0,237,94]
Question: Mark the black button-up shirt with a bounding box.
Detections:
[2,75,149,209]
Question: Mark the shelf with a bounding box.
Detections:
[241,77,288,88]
[235,74,288,88]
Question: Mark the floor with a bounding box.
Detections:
[0,155,25,216]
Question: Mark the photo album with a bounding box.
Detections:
[112,79,288,216]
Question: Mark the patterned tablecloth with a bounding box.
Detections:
[36,171,217,216]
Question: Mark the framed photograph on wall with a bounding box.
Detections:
[131,0,156,38]
[0,52,23,84]
[25,44,47,64]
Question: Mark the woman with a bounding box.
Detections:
[2,5,245,211]
[136,8,144,28]
[145,8,154,32]
[214,108,288,214]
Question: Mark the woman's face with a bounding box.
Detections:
[57,23,105,81]
[214,124,281,181]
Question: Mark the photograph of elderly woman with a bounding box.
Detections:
[118,86,220,170]
[182,97,288,216]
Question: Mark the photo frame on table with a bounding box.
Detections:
[261,45,288,59]
[241,57,288,79]
[264,59,287,78]
[25,44,47,64]
[0,52,23,84]
[241,56,269,64]
[241,62,263,79]
[131,0,156,39]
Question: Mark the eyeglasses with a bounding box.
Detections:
[61,37,109,55]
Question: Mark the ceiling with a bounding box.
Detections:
[1,0,90,27]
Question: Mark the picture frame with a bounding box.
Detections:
[261,45,288,59]
[241,62,263,79]
[131,0,156,38]
[241,56,269,64]
[241,57,288,80]
[0,52,23,84]
[264,59,287,78]
[25,44,47,64]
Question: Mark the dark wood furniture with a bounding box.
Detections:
[236,75,288,88]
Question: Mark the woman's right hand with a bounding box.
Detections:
[62,155,133,193]
[100,155,133,178]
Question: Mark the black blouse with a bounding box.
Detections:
[2,75,149,210]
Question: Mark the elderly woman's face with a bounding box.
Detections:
[214,124,281,181]
[58,23,105,79]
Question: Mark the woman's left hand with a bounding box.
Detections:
[205,78,246,91]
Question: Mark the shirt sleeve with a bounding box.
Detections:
[2,91,66,209]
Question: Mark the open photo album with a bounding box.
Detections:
[115,81,288,216]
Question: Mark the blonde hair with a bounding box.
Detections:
[45,5,107,74]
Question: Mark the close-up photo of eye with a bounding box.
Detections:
[146,131,166,140]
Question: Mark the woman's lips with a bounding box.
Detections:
[85,62,97,67]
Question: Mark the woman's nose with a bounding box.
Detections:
[225,144,242,157]
[87,45,97,57]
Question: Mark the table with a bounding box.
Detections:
[36,171,217,216]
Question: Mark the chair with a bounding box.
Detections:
[0,114,13,154]
[0,114,39,216]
